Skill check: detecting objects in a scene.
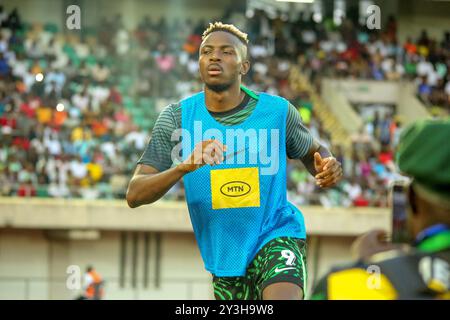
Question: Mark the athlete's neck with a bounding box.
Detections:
[204,82,245,113]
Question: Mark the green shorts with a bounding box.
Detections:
[212,237,307,300]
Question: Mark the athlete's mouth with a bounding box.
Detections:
[207,64,223,76]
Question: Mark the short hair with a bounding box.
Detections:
[202,22,249,45]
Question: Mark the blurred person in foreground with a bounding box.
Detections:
[311,119,450,299]
[127,22,342,300]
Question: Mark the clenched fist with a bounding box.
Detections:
[177,139,227,173]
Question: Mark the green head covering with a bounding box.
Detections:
[396,118,450,205]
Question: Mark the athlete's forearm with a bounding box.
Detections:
[126,166,187,208]
[301,143,332,176]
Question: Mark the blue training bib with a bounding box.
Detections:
[181,91,306,276]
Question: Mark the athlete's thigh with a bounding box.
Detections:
[212,275,252,300]
[252,237,307,299]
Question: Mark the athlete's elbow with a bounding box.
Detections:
[127,200,138,209]
[126,191,138,208]
[126,187,156,208]
[126,185,141,208]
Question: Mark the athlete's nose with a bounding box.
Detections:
[210,49,222,62]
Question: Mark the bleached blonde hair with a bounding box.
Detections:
[202,22,249,45]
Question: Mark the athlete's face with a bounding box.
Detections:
[199,31,249,92]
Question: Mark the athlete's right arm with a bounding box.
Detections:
[126,139,226,208]
[126,103,226,208]
[126,164,185,208]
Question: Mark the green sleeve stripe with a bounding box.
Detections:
[172,102,182,112]
[155,118,175,125]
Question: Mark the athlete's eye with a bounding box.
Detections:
[223,51,233,55]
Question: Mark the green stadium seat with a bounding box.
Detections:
[104,56,115,68]
[122,96,136,110]
[405,62,417,75]
[85,55,97,67]
[80,27,96,37]
[39,58,48,69]
[130,107,145,118]
[36,186,49,198]
[117,85,129,95]
[138,97,155,109]
[63,44,76,56]
[69,82,83,94]
[134,117,155,131]
[44,23,58,33]
[21,22,32,32]
[119,75,133,87]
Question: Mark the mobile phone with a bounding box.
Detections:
[390,180,412,244]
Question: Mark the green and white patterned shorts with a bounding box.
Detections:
[212,237,307,300]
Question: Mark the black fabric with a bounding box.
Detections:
[208,92,251,117]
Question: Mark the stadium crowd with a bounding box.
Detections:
[291,15,450,116]
[0,6,444,207]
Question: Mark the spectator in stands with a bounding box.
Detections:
[91,62,110,84]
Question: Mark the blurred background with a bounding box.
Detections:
[0,0,448,299]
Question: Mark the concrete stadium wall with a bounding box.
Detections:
[0,198,389,299]
[0,228,356,300]
[2,0,233,30]
[0,198,390,235]
[0,229,212,300]
[325,79,399,105]
[397,0,450,43]
[321,79,364,135]
[5,0,449,38]
[2,0,66,28]
[87,0,234,30]
[397,82,431,126]
[322,79,431,128]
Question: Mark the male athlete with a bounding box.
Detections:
[127,22,342,300]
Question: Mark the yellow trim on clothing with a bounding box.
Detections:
[328,268,398,300]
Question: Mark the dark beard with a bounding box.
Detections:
[205,81,234,93]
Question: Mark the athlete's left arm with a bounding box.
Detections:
[302,139,343,188]
[285,103,342,188]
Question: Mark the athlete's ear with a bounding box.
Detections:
[240,60,250,76]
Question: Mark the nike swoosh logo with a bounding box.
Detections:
[274,267,296,273]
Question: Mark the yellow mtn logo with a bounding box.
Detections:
[220,181,251,197]
[210,167,260,209]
